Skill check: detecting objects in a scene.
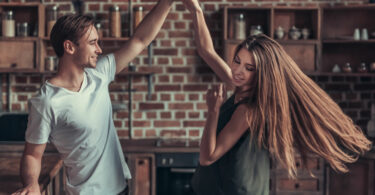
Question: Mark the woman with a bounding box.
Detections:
[181,0,372,195]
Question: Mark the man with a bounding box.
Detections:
[12,0,173,194]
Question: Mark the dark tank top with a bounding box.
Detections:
[191,95,270,195]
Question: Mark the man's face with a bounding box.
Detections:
[73,25,102,68]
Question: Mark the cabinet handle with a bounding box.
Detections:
[295,183,300,189]
[11,63,17,68]
[170,168,196,173]
[296,162,300,167]
[138,160,145,165]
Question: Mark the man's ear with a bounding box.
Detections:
[63,40,76,55]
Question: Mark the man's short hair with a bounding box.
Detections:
[50,14,95,57]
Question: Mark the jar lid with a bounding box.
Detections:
[238,13,244,19]
[51,5,58,11]
[111,5,120,11]
[95,23,102,28]
[7,10,13,15]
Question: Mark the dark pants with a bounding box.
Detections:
[118,185,129,195]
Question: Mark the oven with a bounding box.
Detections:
[156,152,199,195]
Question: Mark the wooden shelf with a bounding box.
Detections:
[42,37,130,41]
[276,39,319,44]
[305,72,375,76]
[0,2,40,7]
[0,37,39,41]
[322,39,375,44]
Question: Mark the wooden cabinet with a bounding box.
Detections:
[327,158,375,195]
[270,156,325,195]
[125,153,156,195]
[223,5,375,74]
[0,3,44,72]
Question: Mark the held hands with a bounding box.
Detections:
[12,184,41,195]
[206,84,226,113]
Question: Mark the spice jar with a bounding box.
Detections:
[234,14,245,40]
[110,5,121,38]
[47,6,58,37]
[45,56,57,71]
[2,11,15,37]
[16,22,29,37]
[133,6,144,30]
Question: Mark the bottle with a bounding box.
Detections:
[234,14,245,40]
[133,6,144,30]
[110,5,121,38]
[2,11,15,37]
[367,103,375,138]
[47,6,58,37]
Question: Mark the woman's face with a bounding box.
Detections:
[230,48,257,91]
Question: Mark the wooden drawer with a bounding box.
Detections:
[0,39,38,71]
[277,178,319,191]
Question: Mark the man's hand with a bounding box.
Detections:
[12,183,41,195]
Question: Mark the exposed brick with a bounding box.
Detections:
[160,112,172,119]
[12,86,37,92]
[134,130,143,137]
[158,58,169,64]
[174,22,186,29]
[139,103,164,110]
[88,4,100,11]
[160,40,172,47]
[114,120,123,128]
[146,112,157,119]
[155,85,181,91]
[197,103,208,110]
[133,120,151,127]
[169,31,193,38]
[15,76,27,84]
[173,75,184,82]
[154,48,178,56]
[354,84,375,91]
[17,95,28,101]
[117,130,129,137]
[325,84,351,91]
[161,94,171,101]
[183,120,205,127]
[116,111,129,119]
[146,130,157,137]
[189,94,199,101]
[166,13,179,20]
[172,57,184,65]
[154,120,180,127]
[174,94,185,101]
[158,75,170,82]
[160,130,186,137]
[175,112,186,119]
[183,85,208,91]
[11,103,21,111]
[169,103,194,110]
[189,112,200,118]
[189,130,200,137]
[167,67,192,73]
[176,4,186,11]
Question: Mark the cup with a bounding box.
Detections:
[361,28,369,40]
[16,22,29,37]
[353,28,360,40]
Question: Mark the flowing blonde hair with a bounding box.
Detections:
[234,34,371,178]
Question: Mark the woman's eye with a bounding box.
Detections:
[234,60,240,64]
[246,67,255,71]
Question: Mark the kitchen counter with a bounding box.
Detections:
[0,152,62,194]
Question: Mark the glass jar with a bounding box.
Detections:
[47,6,58,37]
[2,11,15,37]
[45,56,57,71]
[250,25,263,36]
[133,6,144,30]
[110,5,121,38]
[234,14,245,40]
[16,22,28,37]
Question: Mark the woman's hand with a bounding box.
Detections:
[12,184,41,195]
[206,84,226,113]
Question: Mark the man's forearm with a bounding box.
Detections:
[20,154,42,187]
[132,0,172,46]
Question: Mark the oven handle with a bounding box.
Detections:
[170,168,196,173]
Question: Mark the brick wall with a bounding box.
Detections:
[2,0,374,140]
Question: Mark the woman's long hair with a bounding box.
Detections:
[234,34,371,177]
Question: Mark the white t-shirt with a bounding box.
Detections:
[25,54,131,195]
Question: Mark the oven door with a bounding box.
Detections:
[157,167,196,195]
[156,153,199,195]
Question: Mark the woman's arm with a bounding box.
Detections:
[199,84,249,166]
[183,0,233,85]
